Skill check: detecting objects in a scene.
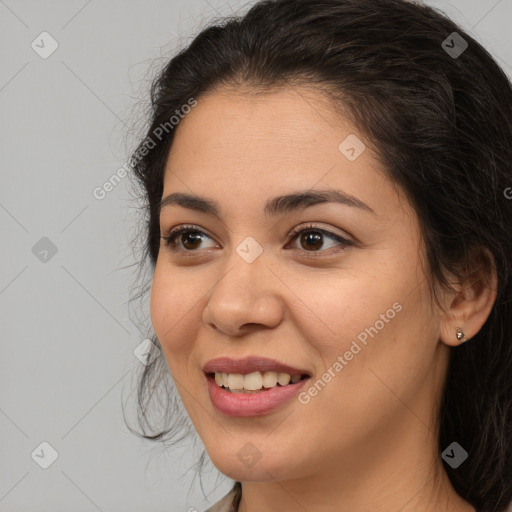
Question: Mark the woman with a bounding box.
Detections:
[126,0,512,510]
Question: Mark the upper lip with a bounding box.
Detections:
[203,356,311,376]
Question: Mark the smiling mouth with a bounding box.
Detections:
[207,371,310,393]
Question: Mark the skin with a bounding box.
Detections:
[150,85,496,512]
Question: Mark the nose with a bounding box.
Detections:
[202,255,284,337]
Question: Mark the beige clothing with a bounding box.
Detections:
[204,485,239,512]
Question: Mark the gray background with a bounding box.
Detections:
[1,0,511,511]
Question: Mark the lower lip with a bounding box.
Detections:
[205,373,309,417]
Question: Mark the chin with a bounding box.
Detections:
[206,444,305,483]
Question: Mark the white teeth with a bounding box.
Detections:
[227,373,244,390]
[262,371,278,388]
[244,372,263,390]
[213,371,305,391]
[277,372,291,386]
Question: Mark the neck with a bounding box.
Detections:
[237,465,474,512]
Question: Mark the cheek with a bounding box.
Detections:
[287,267,397,352]
[293,265,433,399]
[149,265,198,355]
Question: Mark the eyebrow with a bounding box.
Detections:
[159,189,376,218]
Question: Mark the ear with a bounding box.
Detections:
[439,247,498,347]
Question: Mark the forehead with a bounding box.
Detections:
[169,85,347,160]
[162,86,404,221]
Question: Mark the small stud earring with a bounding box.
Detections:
[456,328,467,342]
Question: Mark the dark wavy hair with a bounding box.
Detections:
[123,0,512,510]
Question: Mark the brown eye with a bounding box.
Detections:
[179,231,204,250]
[161,226,217,253]
[299,231,324,251]
[287,224,353,257]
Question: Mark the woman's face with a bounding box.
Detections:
[150,86,450,483]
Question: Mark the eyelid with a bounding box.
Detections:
[287,222,352,243]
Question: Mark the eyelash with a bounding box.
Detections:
[160,223,352,258]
